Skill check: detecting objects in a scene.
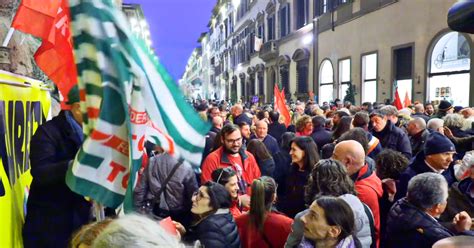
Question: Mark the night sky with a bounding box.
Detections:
[128,0,216,82]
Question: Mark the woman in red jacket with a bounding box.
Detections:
[235,176,293,248]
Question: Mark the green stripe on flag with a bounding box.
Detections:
[77,149,104,169]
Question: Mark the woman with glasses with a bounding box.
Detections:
[212,168,242,218]
[235,176,293,248]
[277,136,320,218]
[176,181,241,248]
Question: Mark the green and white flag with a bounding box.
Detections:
[65,0,210,211]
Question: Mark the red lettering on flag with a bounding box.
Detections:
[107,161,126,182]
[90,130,129,156]
[130,108,148,124]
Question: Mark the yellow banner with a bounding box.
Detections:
[0,70,50,248]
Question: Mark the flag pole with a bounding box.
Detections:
[93,201,105,221]
[2,28,15,47]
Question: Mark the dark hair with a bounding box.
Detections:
[321,143,335,159]
[269,111,280,122]
[256,110,267,120]
[203,181,232,210]
[290,136,320,172]
[332,116,352,141]
[369,109,385,119]
[305,159,356,204]
[335,110,350,119]
[211,167,237,185]
[375,149,409,180]
[247,139,272,160]
[314,196,355,243]
[352,112,370,128]
[249,177,277,232]
[312,115,326,129]
[280,132,296,151]
[221,124,240,139]
[237,121,249,129]
[337,128,369,155]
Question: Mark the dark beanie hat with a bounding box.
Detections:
[424,132,456,156]
[438,100,453,112]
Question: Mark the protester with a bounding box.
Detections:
[201,124,261,196]
[252,120,280,155]
[425,102,435,117]
[406,117,430,156]
[351,112,382,159]
[91,215,182,248]
[23,89,92,248]
[300,196,360,248]
[268,111,287,144]
[444,113,473,138]
[310,115,332,153]
[238,122,252,149]
[412,103,430,123]
[395,132,457,201]
[432,100,454,119]
[273,132,296,197]
[332,116,352,141]
[235,177,293,248]
[333,140,382,247]
[332,110,350,131]
[134,152,198,228]
[386,173,474,247]
[370,109,412,159]
[177,182,241,247]
[277,136,320,218]
[246,139,276,177]
[295,115,313,136]
[211,168,242,218]
[286,159,373,248]
[232,104,252,126]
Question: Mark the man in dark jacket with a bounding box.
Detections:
[251,120,280,156]
[23,94,91,248]
[232,104,252,126]
[386,173,473,248]
[310,115,332,152]
[431,100,454,119]
[370,109,412,159]
[411,103,430,123]
[406,117,430,156]
[268,111,287,144]
[395,132,457,201]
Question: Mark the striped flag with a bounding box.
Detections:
[65,0,210,211]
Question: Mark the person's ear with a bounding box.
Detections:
[328,225,341,239]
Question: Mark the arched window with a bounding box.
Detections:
[428,32,471,106]
[319,59,334,104]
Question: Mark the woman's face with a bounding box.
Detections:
[225,175,239,199]
[290,142,305,166]
[191,186,213,215]
[304,121,313,134]
[301,202,333,241]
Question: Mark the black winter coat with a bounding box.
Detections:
[395,151,456,202]
[23,111,91,248]
[310,127,332,153]
[268,122,287,144]
[372,120,412,159]
[186,209,241,248]
[386,198,454,248]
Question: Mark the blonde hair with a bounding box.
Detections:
[70,219,113,248]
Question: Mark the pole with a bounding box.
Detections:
[93,201,105,221]
[2,28,15,47]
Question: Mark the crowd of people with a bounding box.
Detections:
[24,95,474,248]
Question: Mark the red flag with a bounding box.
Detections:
[393,88,403,110]
[273,84,279,112]
[403,90,412,108]
[274,85,291,127]
[12,0,77,105]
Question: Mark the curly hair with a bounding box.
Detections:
[443,113,466,129]
[304,159,356,205]
[375,149,409,180]
[295,115,312,132]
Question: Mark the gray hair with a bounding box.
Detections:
[380,105,399,117]
[92,214,183,248]
[427,118,444,131]
[407,173,448,210]
[443,113,466,129]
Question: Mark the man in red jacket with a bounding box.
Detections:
[201,124,261,195]
[333,140,383,248]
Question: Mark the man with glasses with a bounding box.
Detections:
[201,124,261,197]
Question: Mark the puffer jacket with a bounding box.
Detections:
[372,120,412,160]
[386,198,454,248]
[187,209,241,248]
[285,194,373,248]
[133,153,198,213]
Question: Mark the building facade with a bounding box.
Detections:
[182,0,474,106]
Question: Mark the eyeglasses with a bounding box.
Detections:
[225,137,242,144]
[192,191,209,201]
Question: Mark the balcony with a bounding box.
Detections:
[258,41,279,61]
